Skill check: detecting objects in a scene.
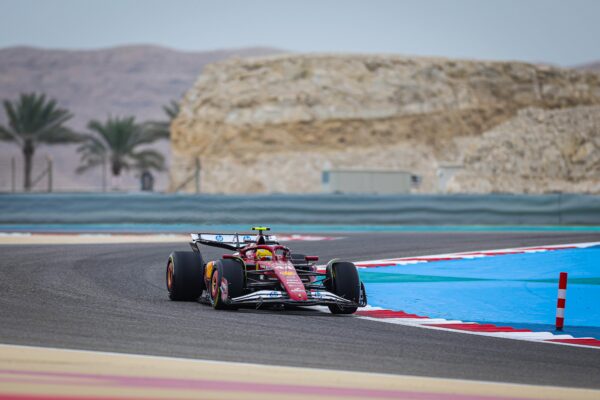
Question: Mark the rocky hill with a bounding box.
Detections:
[448,106,600,194]
[171,54,600,193]
[0,45,281,191]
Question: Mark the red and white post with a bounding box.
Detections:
[555,272,568,331]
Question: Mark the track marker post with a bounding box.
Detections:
[555,272,568,331]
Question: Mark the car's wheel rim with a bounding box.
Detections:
[167,261,173,291]
[211,271,219,299]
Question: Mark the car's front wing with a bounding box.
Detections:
[228,289,359,307]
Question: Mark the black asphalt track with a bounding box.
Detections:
[1,232,600,388]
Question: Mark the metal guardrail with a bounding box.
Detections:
[0,193,598,225]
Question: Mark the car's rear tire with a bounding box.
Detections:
[210,259,245,310]
[326,261,360,314]
[166,251,205,301]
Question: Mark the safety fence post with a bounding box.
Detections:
[11,157,16,193]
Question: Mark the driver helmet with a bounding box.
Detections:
[256,249,273,260]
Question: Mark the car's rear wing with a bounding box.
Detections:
[190,233,279,251]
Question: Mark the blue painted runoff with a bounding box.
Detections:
[360,247,600,336]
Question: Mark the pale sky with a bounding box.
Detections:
[1,0,599,66]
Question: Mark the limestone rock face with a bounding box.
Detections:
[448,106,600,194]
[170,54,600,193]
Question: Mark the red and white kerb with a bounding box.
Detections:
[556,272,568,331]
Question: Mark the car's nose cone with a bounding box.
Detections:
[271,261,308,301]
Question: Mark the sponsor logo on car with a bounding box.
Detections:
[215,235,224,242]
[269,291,280,298]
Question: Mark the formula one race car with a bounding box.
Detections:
[166,227,367,314]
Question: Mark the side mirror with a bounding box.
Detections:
[305,256,319,262]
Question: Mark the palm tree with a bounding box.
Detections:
[0,93,80,191]
[144,99,180,140]
[163,100,180,120]
[77,116,165,189]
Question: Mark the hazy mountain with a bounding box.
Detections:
[574,61,600,71]
[0,45,283,192]
[0,45,283,128]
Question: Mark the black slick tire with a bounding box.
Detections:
[166,251,205,301]
[326,261,360,314]
[210,259,245,310]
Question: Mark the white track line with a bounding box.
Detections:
[354,241,600,267]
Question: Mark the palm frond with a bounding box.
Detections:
[141,121,170,140]
[130,149,165,171]
[76,157,105,174]
[87,119,109,137]
[2,93,74,144]
[3,99,23,137]
[0,124,23,145]
[76,131,109,174]
[163,100,180,120]
[78,116,165,176]
[137,99,180,141]
[38,126,83,144]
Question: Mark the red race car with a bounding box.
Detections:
[166,227,367,314]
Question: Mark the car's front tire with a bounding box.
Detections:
[166,251,205,301]
[326,261,361,314]
[210,259,245,310]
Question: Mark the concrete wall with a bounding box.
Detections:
[323,170,412,194]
